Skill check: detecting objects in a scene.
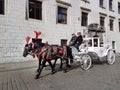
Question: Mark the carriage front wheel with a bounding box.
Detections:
[80,54,92,70]
[107,50,115,65]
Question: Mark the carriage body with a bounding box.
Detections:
[81,37,115,57]
[71,37,116,70]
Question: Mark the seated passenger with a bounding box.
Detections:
[68,33,77,64]
[94,41,98,47]
[74,32,83,51]
[69,33,77,46]
[100,42,104,47]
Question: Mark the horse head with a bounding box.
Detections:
[23,43,33,57]
[23,36,35,57]
[23,37,43,57]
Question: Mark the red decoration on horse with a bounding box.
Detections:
[34,31,41,39]
[26,36,31,44]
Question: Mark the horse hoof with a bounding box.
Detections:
[51,70,56,74]
[59,67,63,70]
[34,77,39,79]
[64,70,67,73]
[67,65,71,68]
[34,75,39,79]
[36,69,39,73]
[64,69,68,73]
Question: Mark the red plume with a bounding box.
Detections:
[34,31,41,39]
[26,36,31,44]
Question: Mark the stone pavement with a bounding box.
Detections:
[0,55,120,90]
[0,60,38,72]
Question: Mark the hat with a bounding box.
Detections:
[77,32,81,35]
[72,33,75,35]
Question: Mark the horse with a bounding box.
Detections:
[23,38,71,79]
[35,44,71,79]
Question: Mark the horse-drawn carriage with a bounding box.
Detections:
[23,30,116,79]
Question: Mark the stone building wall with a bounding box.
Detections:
[0,0,120,63]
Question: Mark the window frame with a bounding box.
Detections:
[81,0,90,4]
[109,19,114,31]
[0,0,4,15]
[61,39,67,46]
[81,12,88,26]
[29,0,42,20]
[119,21,120,32]
[109,0,113,11]
[57,6,67,24]
[100,16,105,28]
[118,2,120,14]
[99,0,104,7]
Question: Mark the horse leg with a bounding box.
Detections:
[53,58,63,70]
[53,58,57,68]
[67,46,73,64]
[64,58,71,73]
[66,58,71,68]
[59,58,63,69]
[35,60,46,79]
[47,60,56,74]
[64,59,68,73]
[36,58,42,73]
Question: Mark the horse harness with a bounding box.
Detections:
[38,45,67,60]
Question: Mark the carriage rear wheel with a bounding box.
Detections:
[81,54,92,70]
[107,50,115,65]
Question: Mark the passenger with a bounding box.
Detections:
[68,33,77,64]
[69,33,77,46]
[94,41,97,47]
[74,32,83,51]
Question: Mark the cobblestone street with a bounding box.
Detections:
[0,56,120,90]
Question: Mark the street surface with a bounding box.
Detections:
[0,56,120,90]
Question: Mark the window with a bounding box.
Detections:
[100,16,105,28]
[81,0,90,3]
[112,41,115,49]
[109,0,113,11]
[57,6,67,24]
[29,0,42,20]
[109,19,114,31]
[0,0,4,14]
[99,0,104,7]
[118,3,120,14]
[81,12,88,26]
[94,39,98,47]
[61,39,67,46]
[118,21,120,32]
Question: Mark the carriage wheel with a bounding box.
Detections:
[107,50,115,65]
[81,54,92,70]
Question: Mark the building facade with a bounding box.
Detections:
[0,0,120,63]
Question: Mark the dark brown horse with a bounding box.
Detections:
[35,44,71,79]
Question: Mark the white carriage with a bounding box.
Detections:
[71,37,116,70]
